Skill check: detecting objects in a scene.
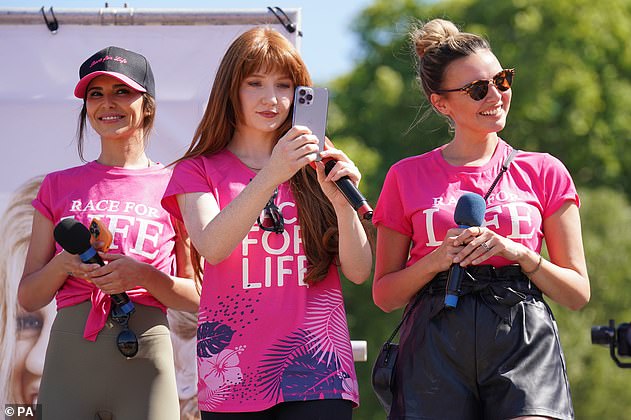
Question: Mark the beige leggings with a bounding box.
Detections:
[38,301,180,420]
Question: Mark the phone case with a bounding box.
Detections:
[292,86,328,161]
[89,218,113,252]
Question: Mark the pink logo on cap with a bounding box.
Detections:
[90,55,128,68]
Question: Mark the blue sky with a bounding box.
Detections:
[0,0,373,82]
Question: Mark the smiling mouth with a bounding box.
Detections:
[480,106,502,116]
[99,115,124,121]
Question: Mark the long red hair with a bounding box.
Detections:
[174,27,340,285]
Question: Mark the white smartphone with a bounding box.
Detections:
[292,86,329,161]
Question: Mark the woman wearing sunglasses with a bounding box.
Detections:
[18,46,199,419]
[161,27,372,419]
[372,18,590,419]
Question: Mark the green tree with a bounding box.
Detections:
[555,187,631,420]
[329,0,631,418]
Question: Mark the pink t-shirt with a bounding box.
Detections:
[373,139,579,268]
[162,149,359,412]
[33,161,177,341]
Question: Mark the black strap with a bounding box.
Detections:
[383,147,520,344]
[384,292,423,343]
[484,147,519,201]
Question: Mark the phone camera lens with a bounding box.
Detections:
[299,89,306,96]
[298,97,305,104]
[306,94,313,101]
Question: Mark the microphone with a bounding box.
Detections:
[444,193,486,309]
[54,218,135,315]
[324,159,373,220]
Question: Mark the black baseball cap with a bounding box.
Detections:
[74,46,155,99]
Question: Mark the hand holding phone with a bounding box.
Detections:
[292,86,328,161]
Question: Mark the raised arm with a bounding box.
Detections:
[315,148,372,284]
[176,171,281,265]
[177,126,320,265]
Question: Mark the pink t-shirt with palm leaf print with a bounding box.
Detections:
[162,149,359,413]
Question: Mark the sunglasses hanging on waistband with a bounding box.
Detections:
[111,303,139,358]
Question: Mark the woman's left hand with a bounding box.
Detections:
[83,253,146,295]
[314,146,361,209]
[452,226,527,266]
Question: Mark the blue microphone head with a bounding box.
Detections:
[453,193,486,227]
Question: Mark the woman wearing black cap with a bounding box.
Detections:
[18,46,199,419]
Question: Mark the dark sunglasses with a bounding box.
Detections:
[111,305,139,358]
[257,187,284,234]
[436,68,515,101]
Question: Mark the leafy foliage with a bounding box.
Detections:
[305,289,356,370]
[280,352,345,402]
[552,188,631,420]
[197,321,235,358]
[258,329,312,402]
[257,328,351,404]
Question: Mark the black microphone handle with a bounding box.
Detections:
[79,247,132,309]
[336,178,368,209]
[324,160,373,220]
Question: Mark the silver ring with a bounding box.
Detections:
[67,271,74,277]
[480,242,490,251]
